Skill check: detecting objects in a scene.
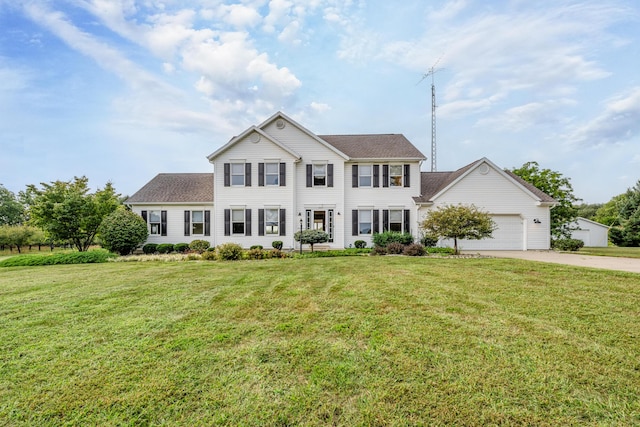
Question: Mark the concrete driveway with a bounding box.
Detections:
[463,250,640,274]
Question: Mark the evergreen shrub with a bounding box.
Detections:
[156,243,174,254]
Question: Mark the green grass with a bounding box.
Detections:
[1,257,639,426]
[576,246,640,258]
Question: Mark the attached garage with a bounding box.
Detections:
[456,215,524,251]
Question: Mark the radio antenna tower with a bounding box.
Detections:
[418,56,444,172]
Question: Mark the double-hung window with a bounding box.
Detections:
[265,163,279,186]
[265,208,279,234]
[232,209,245,234]
[191,211,204,235]
[313,164,326,186]
[389,209,403,232]
[142,210,167,236]
[149,210,162,235]
[389,165,403,187]
[231,163,245,186]
[359,210,372,235]
[359,165,372,187]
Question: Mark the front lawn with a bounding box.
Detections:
[1,257,638,425]
[577,246,640,258]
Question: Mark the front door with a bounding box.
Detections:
[313,211,326,231]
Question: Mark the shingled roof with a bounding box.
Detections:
[319,134,426,160]
[414,159,556,204]
[126,173,213,204]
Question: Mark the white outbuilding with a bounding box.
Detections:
[570,217,610,247]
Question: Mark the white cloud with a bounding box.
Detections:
[338,1,627,122]
[567,86,640,146]
[310,101,331,113]
[477,99,577,132]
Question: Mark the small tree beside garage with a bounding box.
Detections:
[420,204,496,255]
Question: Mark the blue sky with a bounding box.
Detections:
[1,0,639,203]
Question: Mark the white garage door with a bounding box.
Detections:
[457,215,524,251]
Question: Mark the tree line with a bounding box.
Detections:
[0,177,147,254]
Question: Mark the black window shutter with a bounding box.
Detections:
[373,210,380,234]
[184,211,191,236]
[224,163,230,187]
[404,164,410,187]
[279,208,286,236]
[373,165,380,187]
[245,209,252,236]
[258,163,265,187]
[404,209,411,234]
[327,164,333,187]
[258,209,265,236]
[352,210,358,236]
[352,165,358,188]
[383,209,389,232]
[161,210,167,236]
[383,165,389,188]
[306,164,312,187]
[141,210,148,222]
[280,163,286,187]
[245,163,252,187]
[224,209,231,236]
[204,210,211,236]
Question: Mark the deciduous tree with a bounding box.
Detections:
[98,207,148,255]
[0,184,24,225]
[420,204,496,255]
[27,177,120,252]
[605,180,640,247]
[511,162,580,239]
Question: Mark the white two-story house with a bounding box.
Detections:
[127,111,556,250]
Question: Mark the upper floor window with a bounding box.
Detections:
[314,164,326,186]
[265,163,279,186]
[359,165,372,187]
[231,163,245,186]
[389,165,403,187]
[306,163,333,187]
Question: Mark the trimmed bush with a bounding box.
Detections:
[272,241,283,250]
[403,243,425,256]
[174,243,190,253]
[0,250,116,267]
[386,242,405,254]
[142,243,158,254]
[157,243,174,254]
[371,245,387,256]
[201,250,217,260]
[552,238,585,252]
[420,234,439,248]
[250,245,263,250]
[189,240,210,254]
[354,240,367,249]
[246,248,264,260]
[372,231,414,247]
[98,207,149,255]
[216,243,244,261]
[426,247,456,255]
